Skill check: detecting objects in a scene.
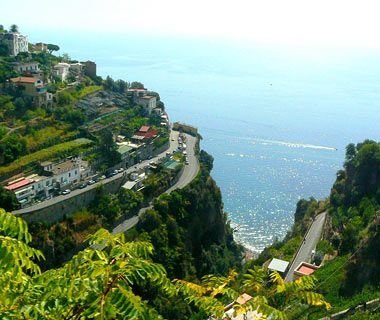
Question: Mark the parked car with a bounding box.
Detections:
[62,189,71,195]
[88,180,96,185]
[79,183,87,189]
[99,175,106,180]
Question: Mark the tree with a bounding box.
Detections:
[0,186,20,211]
[0,209,177,319]
[61,53,70,62]
[176,268,331,319]
[130,81,145,89]
[47,43,60,54]
[9,24,18,33]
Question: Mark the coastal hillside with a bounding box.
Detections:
[255,140,380,318]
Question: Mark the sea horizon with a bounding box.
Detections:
[27,29,380,251]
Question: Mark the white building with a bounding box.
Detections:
[1,32,29,56]
[13,61,40,74]
[41,158,81,188]
[136,95,157,115]
[69,62,84,75]
[53,62,70,81]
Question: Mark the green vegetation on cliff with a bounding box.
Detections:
[256,140,380,318]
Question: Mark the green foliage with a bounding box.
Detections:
[312,255,380,318]
[135,151,243,281]
[177,268,330,319]
[0,186,20,211]
[130,81,145,89]
[0,138,93,177]
[57,91,75,107]
[47,43,60,53]
[0,219,177,319]
[0,133,27,165]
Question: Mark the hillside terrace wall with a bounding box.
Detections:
[21,175,125,224]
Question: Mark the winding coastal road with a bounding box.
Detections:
[112,133,199,234]
[13,130,196,216]
[285,211,327,282]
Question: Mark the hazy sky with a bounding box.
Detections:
[2,0,380,48]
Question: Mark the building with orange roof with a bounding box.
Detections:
[293,262,319,281]
[10,76,52,105]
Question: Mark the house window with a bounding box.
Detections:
[46,181,49,186]
[69,172,71,178]
[75,170,78,175]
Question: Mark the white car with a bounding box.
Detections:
[62,189,71,195]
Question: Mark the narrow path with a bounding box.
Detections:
[285,211,327,282]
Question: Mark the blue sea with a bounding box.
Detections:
[30,31,380,252]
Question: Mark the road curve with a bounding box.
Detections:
[112,133,199,234]
[285,211,327,282]
[13,130,181,216]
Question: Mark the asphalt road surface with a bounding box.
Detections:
[285,211,327,282]
[112,133,199,234]
[13,130,182,216]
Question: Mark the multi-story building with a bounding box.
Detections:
[41,157,81,188]
[0,32,28,56]
[128,88,157,115]
[10,76,52,105]
[53,62,70,81]
[12,61,40,74]
[4,177,35,207]
[4,158,89,207]
[69,62,84,77]
[82,60,97,78]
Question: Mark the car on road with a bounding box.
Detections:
[62,189,71,195]
[117,168,124,173]
[88,180,96,185]
[79,183,87,189]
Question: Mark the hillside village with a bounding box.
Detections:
[0,24,187,210]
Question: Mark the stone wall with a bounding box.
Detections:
[21,175,126,224]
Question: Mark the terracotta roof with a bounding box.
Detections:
[236,293,253,305]
[298,266,316,275]
[5,178,33,191]
[295,262,319,276]
[10,76,38,84]
[139,126,150,132]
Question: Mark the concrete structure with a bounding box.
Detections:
[82,60,97,78]
[34,42,48,52]
[53,62,70,81]
[10,76,51,105]
[172,122,198,136]
[132,126,158,141]
[128,88,157,114]
[0,32,28,56]
[293,262,319,281]
[136,95,156,114]
[223,293,265,320]
[4,177,35,207]
[268,258,289,275]
[41,158,81,189]
[70,62,84,76]
[13,62,40,74]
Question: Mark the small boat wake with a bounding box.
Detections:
[253,138,337,151]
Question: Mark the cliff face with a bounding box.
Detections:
[136,150,243,279]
